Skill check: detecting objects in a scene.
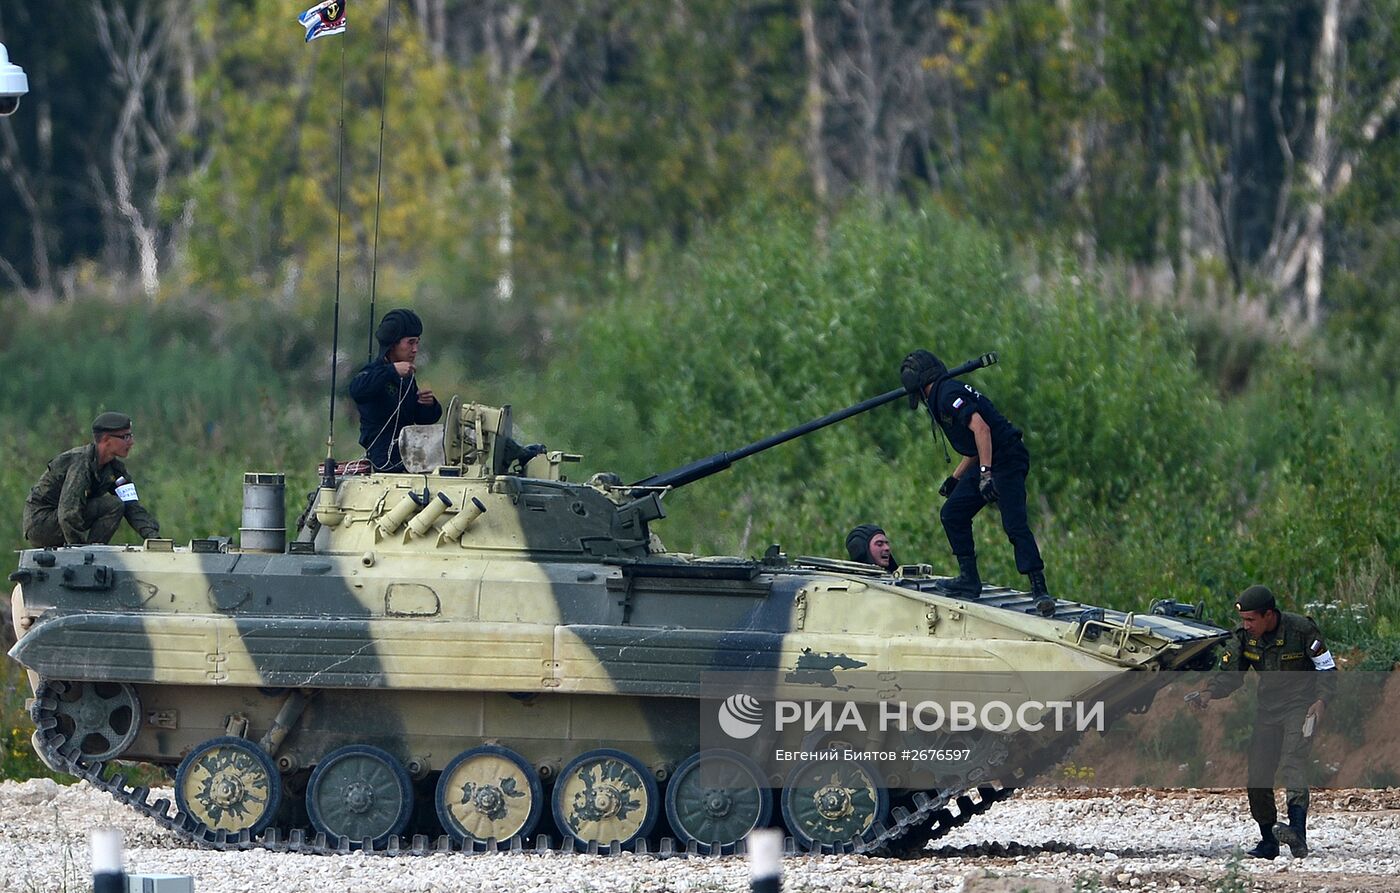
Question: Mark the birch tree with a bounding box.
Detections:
[90,0,199,298]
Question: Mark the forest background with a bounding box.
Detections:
[2,1,1399,775]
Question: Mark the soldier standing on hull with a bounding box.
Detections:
[350,308,443,472]
[899,349,1054,616]
[1191,584,1337,859]
[845,524,899,572]
[23,412,161,547]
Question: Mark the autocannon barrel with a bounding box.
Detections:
[631,352,997,492]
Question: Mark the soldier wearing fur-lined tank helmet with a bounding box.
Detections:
[350,308,443,472]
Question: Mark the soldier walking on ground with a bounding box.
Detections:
[1190,584,1337,859]
[23,412,161,547]
[899,349,1054,615]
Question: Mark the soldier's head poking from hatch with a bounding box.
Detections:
[845,524,898,571]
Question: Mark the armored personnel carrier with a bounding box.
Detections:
[8,379,1227,856]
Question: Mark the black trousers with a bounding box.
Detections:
[1246,706,1312,828]
[940,440,1044,574]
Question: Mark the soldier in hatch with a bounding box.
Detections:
[350,308,443,472]
[845,524,899,572]
[23,411,161,547]
[1190,584,1337,859]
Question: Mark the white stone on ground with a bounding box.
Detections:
[0,780,1396,893]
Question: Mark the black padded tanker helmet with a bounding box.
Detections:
[376,308,424,352]
[900,349,947,409]
[845,524,898,569]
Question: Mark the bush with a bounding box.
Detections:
[525,200,1400,647]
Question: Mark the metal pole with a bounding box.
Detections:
[91,828,126,893]
[747,828,782,893]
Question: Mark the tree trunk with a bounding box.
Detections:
[91,0,196,300]
[800,0,830,242]
[484,2,541,304]
[1299,0,1341,328]
[1057,0,1095,265]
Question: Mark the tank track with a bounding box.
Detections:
[30,680,1029,858]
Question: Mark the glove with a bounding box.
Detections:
[938,476,959,499]
[978,470,999,504]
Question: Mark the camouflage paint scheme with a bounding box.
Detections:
[8,401,1228,845]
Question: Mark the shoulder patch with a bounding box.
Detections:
[952,397,965,410]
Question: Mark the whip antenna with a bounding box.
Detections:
[322,34,349,486]
[366,0,395,360]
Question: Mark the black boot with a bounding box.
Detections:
[1273,803,1308,857]
[1028,570,1056,616]
[939,554,982,597]
[1245,823,1280,860]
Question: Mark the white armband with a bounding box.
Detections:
[1309,639,1336,670]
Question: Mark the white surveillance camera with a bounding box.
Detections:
[0,43,29,118]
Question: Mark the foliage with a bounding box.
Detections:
[1219,685,1257,755]
[1135,708,1203,768]
[180,0,494,305]
[1212,852,1247,893]
[529,202,1400,645]
[0,298,328,553]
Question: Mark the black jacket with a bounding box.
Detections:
[925,378,1022,458]
[349,358,443,471]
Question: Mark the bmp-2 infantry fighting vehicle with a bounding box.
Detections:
[8,366,1228,856]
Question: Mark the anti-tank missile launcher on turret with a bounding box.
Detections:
[8,362,1228,855]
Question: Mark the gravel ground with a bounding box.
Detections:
[2,779,1396,893]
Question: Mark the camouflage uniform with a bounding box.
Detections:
[1207,610,1336,842]
[23,443,160,547]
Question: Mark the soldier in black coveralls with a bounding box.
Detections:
[900,349,1054,616]
[350,308,443,472]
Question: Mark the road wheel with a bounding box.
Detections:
[665,749,771,854]
[781,758,887,852]
[175,736,282,837]
[434,744,543,846]
[306,744,414,848]
[551,748,658,849]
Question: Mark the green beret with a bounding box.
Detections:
[92,411,133,434]
[1235,584,1277,613]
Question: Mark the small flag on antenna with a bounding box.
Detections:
[298,0,347,42]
